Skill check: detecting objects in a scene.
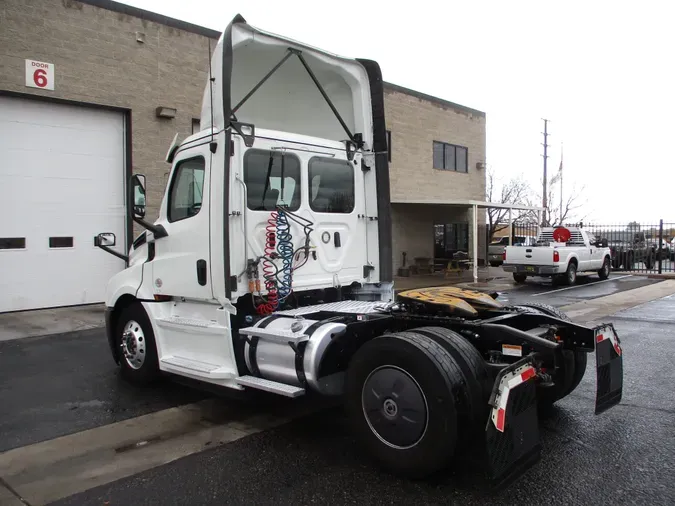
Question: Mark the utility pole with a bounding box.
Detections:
[541,118,549,226]
[559,142,563,225]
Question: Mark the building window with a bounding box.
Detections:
[433,141,468,172]
[168,157,206,222]
[386,129,392,162]
[309,157,355,213]
[244,149,301,211]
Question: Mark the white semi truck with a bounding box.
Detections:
[95,15,624,484]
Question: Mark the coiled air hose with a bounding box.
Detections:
[275,209,294,302]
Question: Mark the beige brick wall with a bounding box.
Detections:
[0,1,488,272]
[0,0,215,234]
[384,86,487,204]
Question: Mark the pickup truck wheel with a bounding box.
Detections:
[345,331,463,478]
[115,303,160,384]
[598,256,611,280]
[565,262,577,285]
[513,273,527,283]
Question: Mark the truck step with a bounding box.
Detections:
[157,316,218,328]
[238,326,309,344]
[235,375,305,397]
[160,356,235,379]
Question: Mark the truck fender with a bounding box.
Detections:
[564,253,579,268]
[105,261,153,308]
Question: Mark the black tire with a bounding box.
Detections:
[344,331,465,478]
[645,251,654,270]
[564,261,577,285]
[515,302,587,405]
[598,256,611,280]
[513,273,527,283]
[115,302,160,384]
[412,327,491,438]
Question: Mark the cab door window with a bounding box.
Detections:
[308,157,355,213]
[244,149,301,211]
[168,157,205,222]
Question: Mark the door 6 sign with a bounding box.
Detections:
[25,60,55,90]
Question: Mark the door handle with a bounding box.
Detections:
[334,232,341,248]
[197,259,207,286]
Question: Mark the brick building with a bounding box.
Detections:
[0,0,486,312]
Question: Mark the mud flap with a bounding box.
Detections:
[594,323,623,414]
[485,358,541,486]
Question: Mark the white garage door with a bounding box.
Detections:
[0,96,127,313]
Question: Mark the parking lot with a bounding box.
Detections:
[1,276,675,506]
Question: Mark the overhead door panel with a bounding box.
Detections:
[0,96,127,312]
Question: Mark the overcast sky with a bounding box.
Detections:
[121,0,674,224]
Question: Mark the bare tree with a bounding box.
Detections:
[485,168,531,242]
[522,175,588,227]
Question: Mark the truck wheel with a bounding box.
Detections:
[513,273,527,283]
[645,252,654,270]
[344,331,465,478]
[413,327,491,439]
[515,303,587,405]
[598,256,611,280]
[564,262,577,285]
[115,302,160,384]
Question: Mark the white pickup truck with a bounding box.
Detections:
[502,227,612,285]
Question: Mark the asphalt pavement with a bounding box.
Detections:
[51,295,675,506]
[0,328,208,453]
[495,273,661,308]
[1,275,674,505]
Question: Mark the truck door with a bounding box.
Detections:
[589,234,606,269]
[148,144,213,301]
[233,141,369,298]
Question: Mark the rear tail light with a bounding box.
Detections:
[553,250,560,262]
[502,250,507,261]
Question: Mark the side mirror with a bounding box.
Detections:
[132,174,146,218]
[94,232,116,247]
[598,238,608,248]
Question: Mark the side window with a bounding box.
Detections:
[168,157,206,222]
[244,149,301,211]
[309,157,355,214]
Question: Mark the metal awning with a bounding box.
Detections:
[392,199,545,283]
[391,198,543,211]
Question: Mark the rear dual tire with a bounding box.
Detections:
[345,328,487,479]
[514,302,587,406]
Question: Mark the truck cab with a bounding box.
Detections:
[96,15,393,389]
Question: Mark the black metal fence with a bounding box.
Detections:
[488,219,675,273]
[585,220,675,274]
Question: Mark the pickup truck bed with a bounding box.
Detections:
[502,227,612,285]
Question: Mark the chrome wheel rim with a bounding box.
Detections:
[361,365,428,449]
[121,320,146,370]
[568,266,576,283]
